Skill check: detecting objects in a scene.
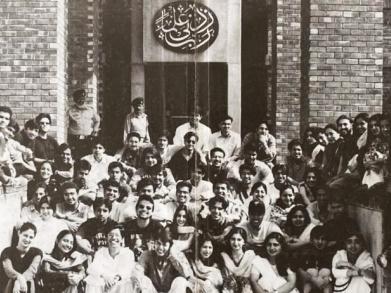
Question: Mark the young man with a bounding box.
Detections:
[267,163,299,204]
[76,198,118,255]
[73,159,98,204]
[98,161,131,199]
[286,139,309,184]
[14,118,39,149]
[123,195,163,260]
[54,181,92,232]
[208,115,241,160]
[116,131,143,170]
[123,97,150,145]
[206,147,229,184]
[33,113,59,164]
[336,114,358,175]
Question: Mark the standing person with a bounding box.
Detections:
[33,113,59,164]
[123,97,150,145]
[67,89,100,159]
[0,222,42,293]
[41,230,87,293]
[209,115,241,160]
[332,231,375,293]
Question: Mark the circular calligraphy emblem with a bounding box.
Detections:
[152,1,219,54]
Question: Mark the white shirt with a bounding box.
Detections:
[82,154,115,186]
[227,159,274,185]
[209,130,241,159]
[173,122,212,153]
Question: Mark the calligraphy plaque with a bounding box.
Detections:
[152,1,219,54]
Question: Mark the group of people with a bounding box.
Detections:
[0,90,389,293]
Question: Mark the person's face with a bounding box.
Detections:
[315,189,328,205]
[0,111,11,129]
[61,148,72,164]
[305,130,317,145]
[381,119,390,138]
[191,168,204,184]
[337,118,352,137]
[133,103,144,114]
[95,205,110,222]
[109,167,122,182]
[104,186,119,202]
[107,228,123,248]
[329,202,345,218]
[176,186,190,204]
[317,132,328,146]
[281,189,295,208]
[266,238,282,258]
[175,210,187,226]
[93,144,105,157]
[152,171,164,186]
[220,119,232,135]
[253,186,267,202]
[290,145,303,160]
[155,240,171,257]
[213,183,228,197]
[64,188,78,206]
[139,185,154,197]
[185,136,197,151]
[244,151,257,165]
[39,117,51,133]
[210,151,224,167]
[144,153,158,167]
[240,169,254,185]
[40,203,53,220]
[210,202,224,221]
[40,163,53,180]
[274,169,287,184]
[355,118,368,135]
[291,210,306,228]
[74,94,85,106]
[127,136,140,151]
[200,240,213,260]
[325,128,339,144]
[77,169,89,179]
[157,136,168,149]
[249,213,264,230]
[257,123,269,136]
[25,127,39,140]
[137,200,153,219]
[345,235,363,257]
[18,229,35,250]
[189,114,202,127]
[368,120,381,137]
[33,187,46,204]
[312,235,327,250]
[58,233,74,254]
[229,233,245,252]
[305,171,317,187]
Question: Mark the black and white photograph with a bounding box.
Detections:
[0,0,390,292]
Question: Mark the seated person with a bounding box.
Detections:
[268,163,299,205]
[155,130,182,165]
[27,160,56,201]
[0,222,42,293]
[76,198,118,255]
[237,164,257,203]
[41,230,87,293]
[73,159,98,204]
[298,166,323,205]
[269,184,299,228]
[167,181,195,222]
[206,147,229,184]
[297,226,334,293]
[116,131,143,172]
[97,161,131,200]
[187,163,214,212]
[53,143,74,185]
[167,205,196,252]
[136,229,192,293]
[14,118,39,149]
[307,184,332,225]
[243,182,273,219]
[286,139,309,184]
[55,182,93,232]
[20,182,47,225]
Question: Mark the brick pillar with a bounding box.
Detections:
[275,0,302,159]
[0,0,68,142]
[309,0,383,125]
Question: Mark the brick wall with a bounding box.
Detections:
[0,0,68,142]
[384,9,391,113]
[309,0,383,126]
[275,0,302,159]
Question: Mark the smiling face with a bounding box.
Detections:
[18,229,35,251]
[136,200,154,219]
[210,150,225,167]
[210,202,224,221]
[176,186,190,204]
[337,118,352,137]
[345,235,364,258]
[266,237,282,258]
[61,148,72,164]
[0,111,11,129]
[95,204,110,222]
[175,210,187,226]
[257,123,269,136]
[107,228,123,248]
[25,127,39,140]
[157,136,168,150]
[317,132,328,146]
[229,232,245,252]
[63,188,78,206]
[104,185,119,202]
[290,145,303,160]
[381,119,390,138]
[127,136,140,151]
[144,153,158,167]
[93,144,105,158]
[155,239,171,257]
[305,171,317,187]
[291,209,306,228]
[58,233,74,254]
[220,119,232,136]
[281,188,295,208]
[40,202,53,220]
[252,185,267,203]
[355,117,368,136]
[249,213,264,230]
[213,183,228,197]
[33,187,46,204]
[325,128,340,144]
[38,117,51,134]
[312,235,327,250]
[274,169,287,185]
[184,135,197,152]
[40,162,53,180]
[200,240,213,260]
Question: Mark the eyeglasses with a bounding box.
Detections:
[138,205,153,210]
[40,122,50,125]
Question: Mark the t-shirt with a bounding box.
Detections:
[77,217,118,251]
[0,246,42,290]
[33,135,59,161]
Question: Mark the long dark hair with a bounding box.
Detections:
[262,232,293,276]
[225,227,248,255]
[170,205,195,238]
[191,234,219,266]
[285,205,311,237]
[51,230,77,260]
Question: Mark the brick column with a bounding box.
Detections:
[309,0,383,125]
[0,0,68,142]
[275,0,302,159]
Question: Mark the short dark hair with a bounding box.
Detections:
[210,147,225,158]
[61,181,79,193]
[136,177,156,193]
[136,195,154,211]
[19,222,37,236]
[354,112,369,123]
[310,225,327,240]
[336,114,352,125]
[0,106,12,117]
[251,181,268,195]
[272,163,287,176]
[104,179,120,190]
[219,115,233,123]
[93,197,113,212]
[75,159,91,172]
[184,131,198,142]
[73,89,86,99]
[108,161,124,173]
[106,224,125,238]
[239,164,256,176]
[176,181,193,193]
[126,131,141,141]
[24,118,39,130]
[207,195,228,210]
[324,123,338,132]
[36,113,52,124]
[248,200,266,216]
[288,139,302,151]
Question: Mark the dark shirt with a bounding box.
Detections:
[14,130,36,149]
[298,243,335,270]
[77,217,118,251]
[206,165,229,184]
[167,148,203,181]
[34,135,59,161]
[286,156,308,183]
[323,216,359,249]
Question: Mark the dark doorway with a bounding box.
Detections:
[242,0,269,136]
[145,63,228,143]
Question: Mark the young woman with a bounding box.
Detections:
[168,205,195,252]
[298,167,322,205]
[251,232,299,293]
[41,230,87,293]
[332,231,375,293]
[220,227,256,293]
[270,184,298,229]
[27,160,56,201]
[187,234,223,293]
[285,205,316,250]
[0,222,42,293]
[85,225,137,293]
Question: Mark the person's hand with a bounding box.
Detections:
[104,276,117,290]
[67,222,79,232]
[258,134,268,145]
[336,261,353,269]
[378,253,388,268]
[17,275,27,292]
[67,272,80,286]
